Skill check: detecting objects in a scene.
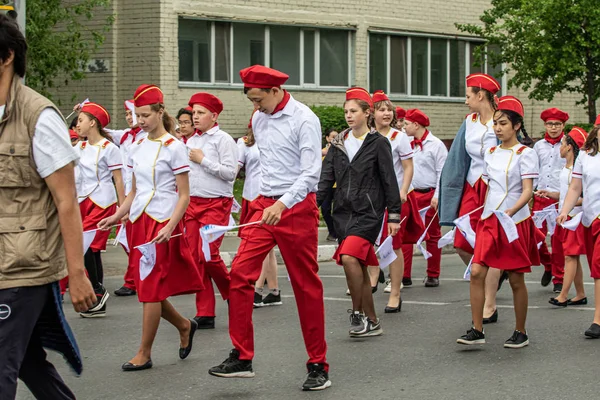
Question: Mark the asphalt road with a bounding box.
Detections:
[16,250,599,400]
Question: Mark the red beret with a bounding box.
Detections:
[69,129,79,140]
[124,99,134,111]
[540,108,569,122]
[567,127,588,149]
[405,109,430,127]
[81,102,110,128]
[595,114,600,126]
[188,92,224,115]
[396,106,406,119]
[239,65,289,89]
[497,95,524,117]
[466,73,501,94]
[133,84,164,107]
[184,106,193,112]
[345,87,373,108]
[372,90,389,104]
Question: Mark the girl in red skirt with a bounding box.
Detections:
[558,127,600,338]
[457,96,540,349]
[99,84,203,370]
[318,87,401,337]
[75,102,125,317]
[538,127,588,306]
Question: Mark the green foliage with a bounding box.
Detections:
[23,0,114,101]
[456,0,600,123]
[310,105,347,136]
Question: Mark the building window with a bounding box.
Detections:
[369,32,503,98]
[178,18,353,88]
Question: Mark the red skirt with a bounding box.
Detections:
[560,217,586,256]
[333,235,378,266]
[79,198,116,252]
[129,213,204,302]
[584,219,600,279]
[454,178,488,253]
[473,215,544,273]
[381,191,426,249]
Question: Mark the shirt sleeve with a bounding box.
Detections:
[572,154,583,178]
[105,143,123,171]
[237,138,247,167]
[520,148,540,180]
[170,141,191,175]
[398,132,414,160]
[200,135,239,182]
[32,108,80,179]
[106,128,127,146]
[433,140,449,199]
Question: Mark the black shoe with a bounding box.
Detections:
[89,285,109,313]
[114,286,136,296]
[497,270,509,291]
[208,349,255,378]
[384,300,402,313]
[549,297,568,307]
[378,269,386,284]
[122,359,152,371]
[371,285,378,294]
[193,316,215,329]
[504,330,529,348]
[424,277,439,287]
[457,327,485,345]
[402,277,413,287]
[482,309,498,324]
[541,270,552,287]
[179,319,198,360]
[584,323,600,338]
[567,297,588,306]
[79,303,106,318]
[302,363,331,391]
[253,292,264,308]
[553,283,563,293]
[261,291,282,306]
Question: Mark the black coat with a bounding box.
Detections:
[317,129,401,244]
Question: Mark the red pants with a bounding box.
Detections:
[184,197,232,317]
[402,190,442,278]
[122,221,136,290]
[533,196,564,284]
[229,194,328,369]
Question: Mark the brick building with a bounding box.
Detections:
[53,0,588,139]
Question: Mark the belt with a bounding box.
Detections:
[413,187,435,193]
[263,195,283,200]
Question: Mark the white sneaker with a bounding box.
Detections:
[384,279,392,293]
[345,288,351,296]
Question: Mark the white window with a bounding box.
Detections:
[178,18,353,88]
[369,32,504,99]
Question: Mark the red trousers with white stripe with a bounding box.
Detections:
[184,196,232,317]
[533,196,564,284]
[228,194,328,369]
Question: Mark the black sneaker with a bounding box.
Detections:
[457,327,485,345]
[302,363,331,391]
[424,277,439,287]
[504,330,529,348]
[553,283,563,294]
[80,303,106,318]
[193,316,215,329]
[349,317,382,337]
[348,309,362,332]
[253,292,263,308]
[208,349,255,378]
[114,286,136,296]
[261,291,282,306]
[88,285,109,313]
[402,277,413,287]
[541,270,552,287]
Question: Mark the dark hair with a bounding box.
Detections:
[0,14,27,78]
[243,87,273,95]
[325,127,338,137]
[494,109,533,147]
[69,116,78,129]
[176,108,192,120]
[584,126,599,156]
[565,134,581,161]
[470,87,497,111]
[81,111,113,143]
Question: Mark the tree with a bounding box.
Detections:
[1,0,114,101]
[457,0,600,123]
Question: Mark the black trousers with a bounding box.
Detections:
[0,284,75,400]
[321,188,336,238]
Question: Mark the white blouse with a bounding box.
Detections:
[573,150,600,227]
[482,144,539,223]
[559,166,582,218]
[237,137,261,201]
[127,134,190,223]
[75,139,122,208]
[465,113,496,186]
[384,128,414,191]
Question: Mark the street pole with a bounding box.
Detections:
[14,0,25,35]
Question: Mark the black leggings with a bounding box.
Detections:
[84,249,104,291]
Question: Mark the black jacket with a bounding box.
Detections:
[317,129,401,244]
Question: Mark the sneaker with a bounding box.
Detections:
[424,277,439,287]
[553,283,563,294]
[383,279,392,293]
[504,330,529,348]
[80,303,106,318]
[541,270,552,287]
[208,349,255,378]
[253,292,263,308]
[348,309,363,332]
[89,285,109,313]
[402,277,413,287]
[345,288,351,296]
[349,317,383,337]
[261,291,282,306]
[326,234,337,242]
[302,363,332,391]
[114,286,136,296]
[456,327,485,345]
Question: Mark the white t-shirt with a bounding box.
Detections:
[345,131,367,162]
[0,105,79,179]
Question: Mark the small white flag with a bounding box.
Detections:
[137,242,157,281]
[463,256,474,281]
[83,230,96,253]
[201,224,232,244]
[231,199,242,214]
[199,229,212,262]
[375,236,397,270]
[416,231,432,259]
[418,206,431,224]
[493,210,519,243]
[229,215,236,227]
[537,241,543,249]
[532,211,547,229]
[113,224,129,252]
[561,212,583,231]
[454,214,476,248]
[438,228,456,249]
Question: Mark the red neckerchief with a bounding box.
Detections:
[544,132,563,145]
[271,90,291,115]
[119,126,142,145]
[411,129,430,149]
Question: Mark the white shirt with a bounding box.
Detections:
[384,128,414,191]
[75,139,122,208]
[105,128,128,146]
[251,95,322,209]
[409,131,448,198]
[573,150,600,227]
[534,137,566,192]
[559,166,581,217]
[128,134,190,223]
[119,128,148,194]
[186,125,238,198]
[237,137,261,201]
[344,131,367,162]
[482,144,539,223]
[465,113,496,185]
